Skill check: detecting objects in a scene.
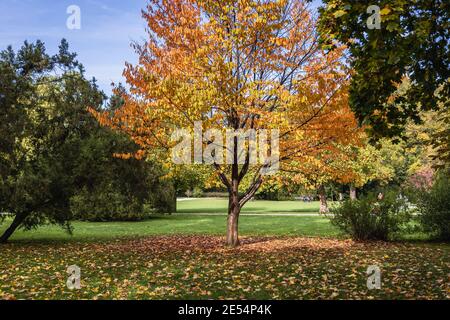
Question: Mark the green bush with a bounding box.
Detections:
[203,191,228,198]
[329,191,411,241]
[70,186,148,222]
[255,188,294,201]
[192,187,204,198]
[151,182,176,214]
[414,172,450,240]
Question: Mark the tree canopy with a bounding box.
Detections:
[0,40,173,242]
[0,39,104,242]
[316,0,449,139]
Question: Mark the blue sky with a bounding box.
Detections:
[0,0,148,95]
[0,0,322,96]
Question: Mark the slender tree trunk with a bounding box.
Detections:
[318,185,329,214]
[226,180,241,247]
[0,213,25,243]
[350,185,357,200]
[339,192,344,201]
[226,204,240,247]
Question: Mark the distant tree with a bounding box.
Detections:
[348,142,395,195]
[0,40,105,242]
[430,105,450,167]
[317,0,449,139]
[70,128,164,221]
[278,142,364,212]
[419,94,450,167]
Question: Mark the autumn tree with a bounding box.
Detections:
[316,0,449,139]
[346,142,395,199]
[279,146,361,212]
[92,0,360,246]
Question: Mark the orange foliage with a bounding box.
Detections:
[90,0,362,244]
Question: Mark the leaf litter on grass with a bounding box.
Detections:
[0,236,448,300]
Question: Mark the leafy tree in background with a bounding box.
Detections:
[0,40,173,242]
[428,95,450,167]
[413,169,450,240]
[70,88,173,221]
[168,165,211,210]
[347,141,396,198]
[316,0,449,139]
[279,147,364,212]
[0,40,104,242]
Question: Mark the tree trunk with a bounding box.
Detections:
[226,177,241,247]
[339,192,344,201]
[350,185,357,200]
[226,206,240,247]
[318,185,329,214]
[0,213,25,243]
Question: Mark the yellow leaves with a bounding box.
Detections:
[273,37,287,47]
[333,10,347,18]
[380,7,391,16]
[1,236,449,299]
[88,0,362,193]
[299,95,308,104]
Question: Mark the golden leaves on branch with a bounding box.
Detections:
[90,0,364,191]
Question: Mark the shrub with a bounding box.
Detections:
[329,191,411,241]
[192,187,204,198]
[255,188,294,201]
[203,192,228,198]
[151,182,176,214]
[70,186,148,222]
[414,172,450,240]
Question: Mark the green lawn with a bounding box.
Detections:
[1,215,339,243]
[0,200,448,300]
[0,199,335,243]
[177,198,324,214]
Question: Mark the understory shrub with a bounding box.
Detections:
[414,172,450,240]
[192,187,204,198]
[329,191,411,241]
[151,182,176,214]
[255,188,294,201]
[70,186,148,221]
[202,191,229,198]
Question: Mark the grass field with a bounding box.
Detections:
[1,199,335,242]
[177,198,324,214]
[1,215,338,242]
[0,199,448,300]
